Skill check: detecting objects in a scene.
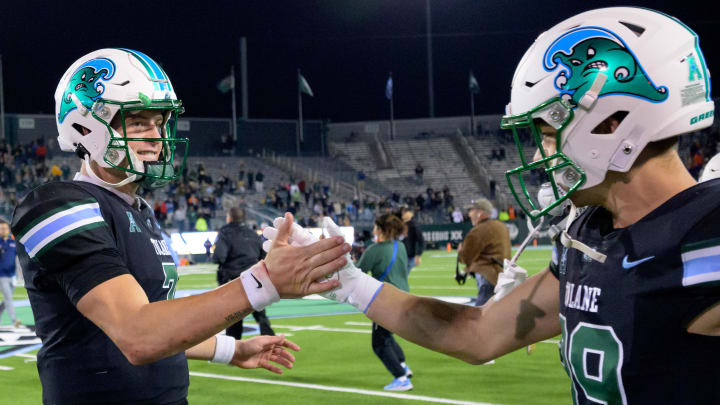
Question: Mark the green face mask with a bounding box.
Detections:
[500,98,586,220]
[92,97,189,189]
[139,161,175,189]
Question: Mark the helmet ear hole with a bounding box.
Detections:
[72,123,92,136]
[591,111,629,134]
[618,21,646,37]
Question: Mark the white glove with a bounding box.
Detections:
[263,216,383,313]
[262,217,319,252]
[493,259,528,301]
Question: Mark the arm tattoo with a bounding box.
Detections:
[225,311,245,324]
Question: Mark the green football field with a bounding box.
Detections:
[0,248,572,405]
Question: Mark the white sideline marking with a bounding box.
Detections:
[271,324,370,334]
[0,365,13,370]
[266,323,560,346]
[345,321,372,326]
[189,371,497,405]
[14,353,36,359]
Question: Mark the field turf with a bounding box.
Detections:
[0,248,572,405]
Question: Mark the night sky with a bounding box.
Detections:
[1,1,718,122]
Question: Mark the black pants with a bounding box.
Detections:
[226,309,275,339]
[372,322,406,378]
[219,271,275,339]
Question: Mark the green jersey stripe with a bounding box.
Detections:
[15,197,98,240]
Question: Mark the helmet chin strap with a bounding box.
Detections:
[559,203,607,263]
[82,155,139,189]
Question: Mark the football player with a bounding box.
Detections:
[11,49,349,404]
[264,8,720,404]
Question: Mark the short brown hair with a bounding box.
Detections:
[374,214,407,240]
[228,207,246,223]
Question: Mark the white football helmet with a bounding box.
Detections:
[700,153,720,182]
[501,7,714,219]
[55,48,188,189]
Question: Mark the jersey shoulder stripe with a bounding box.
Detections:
[11,182,109,260]
[681,237,720,287]
[19,201,105,259]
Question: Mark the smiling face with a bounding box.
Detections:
[115,110,166,162]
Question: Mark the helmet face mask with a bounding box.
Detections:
[99,98,188,188]
[502,7,714,219]
[55,49,189,189]
[502,98,585,220]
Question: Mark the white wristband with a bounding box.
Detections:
[348,273,384,314]
[211,335,235,364]
[240,261,280,311]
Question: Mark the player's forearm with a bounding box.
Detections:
[366,271,561,364]
[366,285,493,364]
[185,336,218,361]
[119,279,252,365]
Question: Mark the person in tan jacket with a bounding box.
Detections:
[458,199,511,306]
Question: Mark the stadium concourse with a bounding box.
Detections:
[3,115,718,233]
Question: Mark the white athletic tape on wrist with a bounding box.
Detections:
[210,335,236,364]
[240,261,279,311]
[348,273,384,313]
[493,259,528,301]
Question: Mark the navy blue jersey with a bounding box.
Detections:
[550,181,720,404]
[11,180,188,405]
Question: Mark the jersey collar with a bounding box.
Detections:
[73,172,139,207]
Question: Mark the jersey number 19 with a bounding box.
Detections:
[559,315,628,405]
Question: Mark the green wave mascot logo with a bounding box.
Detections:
[543,27,668,106]
[58,58,116,123]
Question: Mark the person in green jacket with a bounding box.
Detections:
[356,213,413,391]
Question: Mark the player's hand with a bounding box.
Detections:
[264,213,346,298]
[414,256,421,266]
[265,215,383,313]
[230,334,300,374]
[493,259,529,301]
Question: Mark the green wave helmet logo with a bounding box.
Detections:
[543,27,668,106]
[58,58,116,123]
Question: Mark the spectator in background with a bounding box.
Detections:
[51,164,63,181]
[357,170,366,193]
[247,170,254,192]
[196,215,209,232]
[355,214,412,391]
[458,199,510,306]
[35,139,47,163]
[203,238,213,262]
[213,207,275,339]
[255,171,264,193]
[414,163,424,185]
[173,204,187,233]
[0,218,21,328]
[489,180,497,199]
[451,206,464,223]
[399,208,423,274]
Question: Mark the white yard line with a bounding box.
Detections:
[0,366,14,371]
[189,372,497,405]
[345,321,373,326]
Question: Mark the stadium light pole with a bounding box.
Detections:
[0,54,4,142]
[426,0,435,118]
[239,37,249,120]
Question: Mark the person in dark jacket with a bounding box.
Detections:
[399,208,424,274]
[213,207,275,339]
